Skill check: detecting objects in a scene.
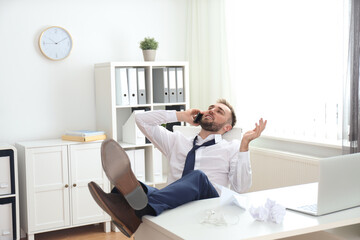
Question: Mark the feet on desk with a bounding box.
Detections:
[88,181,142,238]
[101,139,148,210]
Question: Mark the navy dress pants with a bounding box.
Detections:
[135,170,219,217]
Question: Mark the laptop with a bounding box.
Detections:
[286,153,360,216]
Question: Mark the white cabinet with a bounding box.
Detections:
[0,144,20,240]
[15,140,111,240]
[94,62,189,187]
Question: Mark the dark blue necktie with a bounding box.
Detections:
[182,136,216,177]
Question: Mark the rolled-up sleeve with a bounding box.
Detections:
[228,151,252,193]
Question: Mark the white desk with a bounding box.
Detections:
[134,184,360,240]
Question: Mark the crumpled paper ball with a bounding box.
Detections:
[249,205,269,221]
[269,202,286,223]
[249,198,286,224]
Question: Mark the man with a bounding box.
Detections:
[88,99,266,238]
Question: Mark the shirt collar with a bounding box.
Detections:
[196,134,223,144]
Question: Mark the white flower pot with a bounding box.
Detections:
[142,50,156,61]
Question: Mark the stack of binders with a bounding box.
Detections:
[61,130,106,142]
[115,67,146,106]
[152,67,184,103]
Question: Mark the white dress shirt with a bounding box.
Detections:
[135,110,252,194]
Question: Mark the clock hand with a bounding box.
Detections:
[56,37,68,44]
[47,37,56,44]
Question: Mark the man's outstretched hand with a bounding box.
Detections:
[240,118,267,152]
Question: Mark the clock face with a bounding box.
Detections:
[39,26,73,60]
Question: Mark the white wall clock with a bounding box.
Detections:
[39,26,73,61]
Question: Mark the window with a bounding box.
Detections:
[225,0,348,143]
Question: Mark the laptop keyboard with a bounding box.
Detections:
[298,204,318,213]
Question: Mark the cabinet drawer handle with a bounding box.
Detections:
[65,184,69,188]
[73,183,77,187]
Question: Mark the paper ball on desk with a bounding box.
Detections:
[249,198,286,224]
[265,198,276,209]
[249,205,269,222]
[269,203,286,224]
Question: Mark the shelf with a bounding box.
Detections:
[116,104,152,109]
[0,194,16,199]
[152,102,187,107]
[95,61,189,188]
[115,103,187,109]
[0,145,19,240]
[95,61,189,68]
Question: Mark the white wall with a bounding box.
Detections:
[0,0,188,144]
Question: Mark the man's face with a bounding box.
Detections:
[199,103,232,133]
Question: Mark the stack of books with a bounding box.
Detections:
[61,130,106,142]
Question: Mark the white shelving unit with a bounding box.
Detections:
[94,61,190,186]
[0,144,20,240]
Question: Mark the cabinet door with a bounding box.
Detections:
[26,146,70,232]
[69,142,110,225]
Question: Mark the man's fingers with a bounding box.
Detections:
[258,118,267,132]
[256,123,260,135]
[247,119,267,140]
[252,123,259,138]
[262,120,267,131]
[256,118,267,137]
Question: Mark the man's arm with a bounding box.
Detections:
[229,118,266,193]
[135,109,200,158]
[240,118,267,152]
[135,110,179,156]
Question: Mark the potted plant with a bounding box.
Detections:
[139,37,159,61]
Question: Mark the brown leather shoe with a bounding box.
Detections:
[88,181,142,238]
[101,139,148,210]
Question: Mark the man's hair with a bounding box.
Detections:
[217,99,237,128]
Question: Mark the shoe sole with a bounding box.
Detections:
[101,139,148,210]
[88,182,132,238]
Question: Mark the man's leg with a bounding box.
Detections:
[101,139,148,210]
[134,170,219,218]
[90,139,219,237]
[89,170,218,236]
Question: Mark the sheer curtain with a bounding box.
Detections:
[186,0,233,110]
[343,0,360,153]
[225,0,346,141]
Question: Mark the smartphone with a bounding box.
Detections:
[193,113,203,123]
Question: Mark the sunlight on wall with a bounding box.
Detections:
[226,0,347,143]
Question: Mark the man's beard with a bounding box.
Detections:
[199,119,225,132]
